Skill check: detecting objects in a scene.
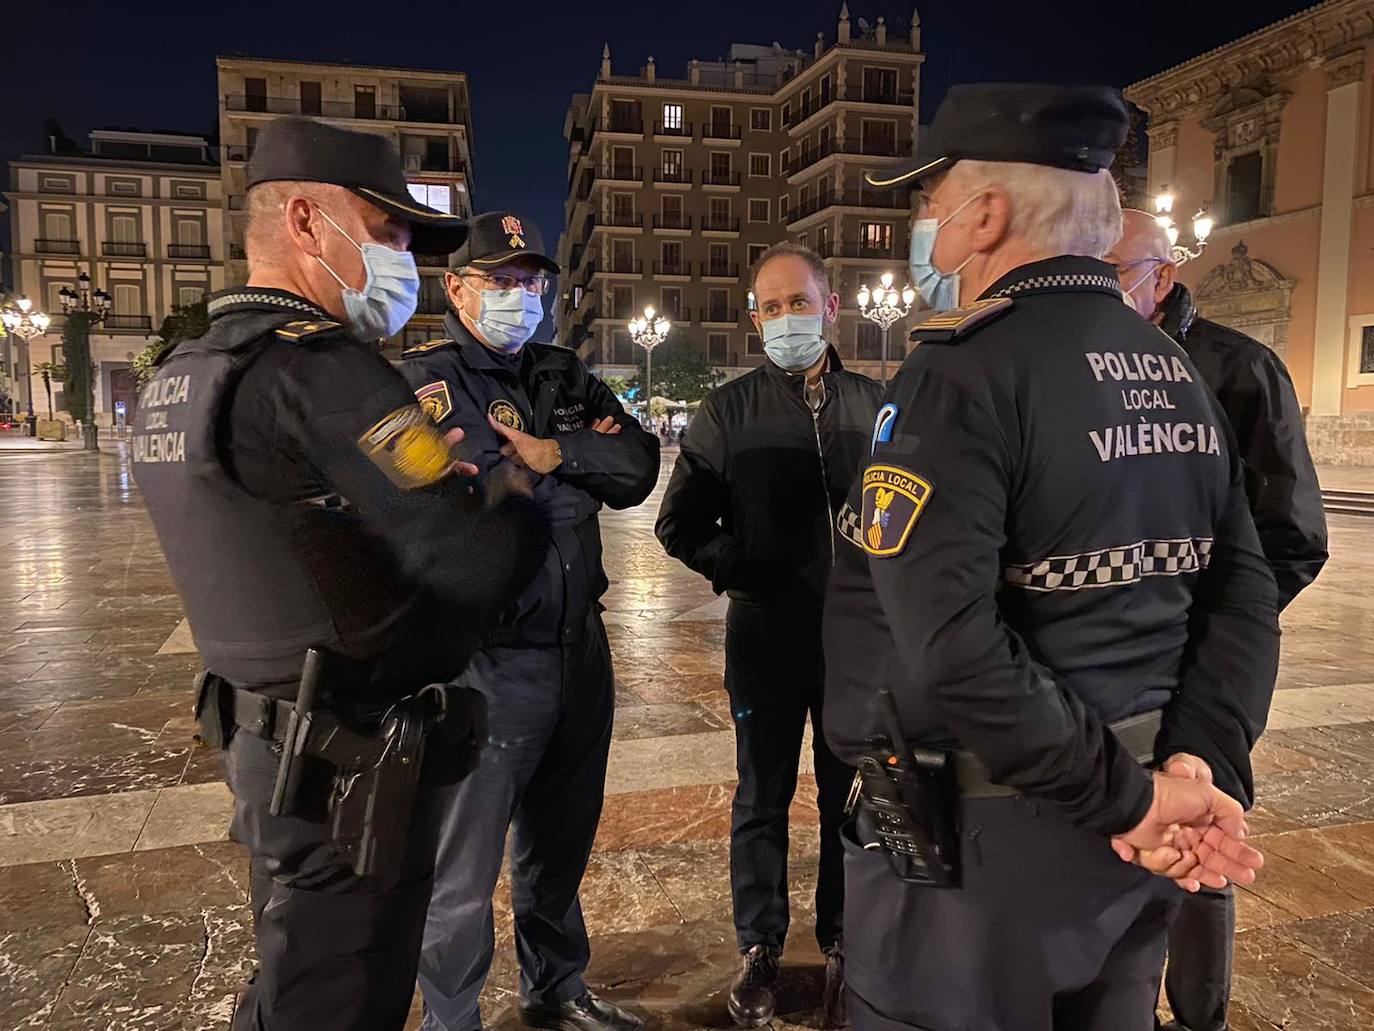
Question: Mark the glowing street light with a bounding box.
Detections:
[1,296,52,432]
[1154,185,1214,264]
[857,271,916,384]
[627,305,671,423]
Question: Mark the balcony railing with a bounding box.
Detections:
[783,138,904,176]
[784,94,833,129]
[103,241,146,258]
[653,168,693,185]
[593,259,643,275]
[860,90,915,106]
[701,307,740,324]
[224,94,460,124]
[816,241,898,259]
[224,144,253,162]
[594,213,645,229]
[652,214,693,231]
[702,263,740,279]
[702,171,741,187]
[35,238,80,255]
[701,217,741,233]
[169,243,212,259]
[653,120,693,138]
[702,122,742,140]
[105,314,153,331]
[783,87,916,129]
[599,116,645,135]
[597,165,643,183]
[659,307,692,323]
[786,189,908,224]
[653,261,693,277]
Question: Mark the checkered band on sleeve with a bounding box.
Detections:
[836,502,865,550]
[1002,537,1213,593]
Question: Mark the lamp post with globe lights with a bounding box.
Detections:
[857,272,916,384]
[627,305,670,427]
[1,297,52,435]
[1153,186,1215,265]
[58,272,112,450]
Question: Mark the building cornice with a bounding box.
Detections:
[1124,0,1374,120]
[9,155,220,175]
[215,54,469,83]
[3,190,220,208]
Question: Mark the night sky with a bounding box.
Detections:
[3,0,1316,290]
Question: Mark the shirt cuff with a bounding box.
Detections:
[553,432,584,475]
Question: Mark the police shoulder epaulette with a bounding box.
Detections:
[275,320,343,342]
[401,338,455,359]
[909,297,1014,343]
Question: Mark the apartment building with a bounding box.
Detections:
[5,128,225,424]
[216,56,477,354]
[558,4,922,381]
[1126,0,1374,464]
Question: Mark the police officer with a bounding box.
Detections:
[822,84,1274,1030]
[657,242,882,1028]
[399,211,659,1031]
[131,117,550,1031]
[1109,209,1329,1031]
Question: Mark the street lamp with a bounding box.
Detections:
[1153,185,1214,265]
[58,272,112,451]
[857,271,916,384]
[1,296,52,435]
[627,305,670,427]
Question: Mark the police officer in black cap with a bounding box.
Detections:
[399,212,658,1031]
[131,118,550,1031]
[821,84,1276,1029]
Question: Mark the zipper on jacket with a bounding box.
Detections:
[812,402,835,566]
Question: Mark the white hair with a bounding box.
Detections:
[944,160,1123,259]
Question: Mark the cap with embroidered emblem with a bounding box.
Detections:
[450,211,559,274]
[246,116,467,254]
[866,83,1129,190]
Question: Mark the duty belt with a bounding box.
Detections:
[231,687,298,742]
[954,710,1163,799]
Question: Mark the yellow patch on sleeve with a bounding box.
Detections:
[358,405,452,489]
[861,465,934,557]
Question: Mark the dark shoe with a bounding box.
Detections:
[520,992,644,1031]
[822,943,846,1028]
[728,945,780,1027]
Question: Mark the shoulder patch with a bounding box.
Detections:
[357,405,453,489]
[275,320,343,342]
[415,380,454,423]
[401,338,455,359]
[861,464,934,558]
[909,297,1014,343]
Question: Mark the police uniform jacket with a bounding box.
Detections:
[131,288,549,696]
[1158,282,1327,610]
[822,257,1281,834]
[400,312,659,648]
[655,350,882,631]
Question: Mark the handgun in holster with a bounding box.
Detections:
[848,688,962,887]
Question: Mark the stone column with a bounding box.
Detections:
[1145,120,1178,199]
[1310,51,1364,417]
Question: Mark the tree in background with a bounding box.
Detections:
[631,331,722,405]
[60,316,95,428]
[33,362,65,419]
[134,297,210,386]
[601,374,631,399]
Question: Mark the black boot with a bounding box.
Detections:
[729,945,780,1027]
[520,992,644,1031]
[822,942,846,1028]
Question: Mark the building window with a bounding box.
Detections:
[860,222,894,254]
[611,100,640,132]
[781,103,791,126]
[748,243,768,267]
[662,103,684,130]
[173,182,205,199]
[41,175,74,192]
[751,108,771,131]
[1226,151,1263,224]
[611,238,635,272]
[355,85,377,119]
[749,153,771,177]
[109,180,140,197]
[612,193,635,221]
[862,119,897,157]
[857,322,882,360]
[820,75,833,105]
[661,149,684,178]
[110,213,140,243]
[43,211,74,240]
[661,240,684,274]
[779,195,789,221]
[612,146,636,175]
[709,333,730,363]
[709,197,731,222]
[748,198,769,223]
[710,153,732,177]
[661,286,683,317]
[175,218,204,246]
[300,81,322,116]
[1362,325,1374,375]
[815,225,832,256]
[244,77,267,112]
[407,182,452,214]
[708,243,731,275]
[661,194,684,220]
[47,283,73,312]
[113,283,142,315]
[710,106,732,134]
[862,67,899,104]
[178,285,205,307]
[611,285,635,320]
[611,329,634,365]
[746,332,763,356]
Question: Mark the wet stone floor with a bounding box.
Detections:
[2,445,1374,1030]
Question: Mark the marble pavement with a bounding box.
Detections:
[2,447,1373,1029]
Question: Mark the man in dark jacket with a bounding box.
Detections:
[400,212,660,1031]
[656,242,882,1028]
[1109,209,1328,1031]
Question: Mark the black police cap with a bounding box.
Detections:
[867,83,1129,189]
[450,211,559,275]
[246,116,468,253]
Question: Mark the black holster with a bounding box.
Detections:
[193,672,233,749]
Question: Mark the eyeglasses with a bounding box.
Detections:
[1111,257,1164,278]
[462,270,551,296]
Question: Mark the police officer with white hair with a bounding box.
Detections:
[822,84,1276,1030]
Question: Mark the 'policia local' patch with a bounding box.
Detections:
[861,465,933,558]
[415,380,454,424]
[358,405,452,489]
[488,399,525,432]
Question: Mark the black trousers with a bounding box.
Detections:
[843,798,1179,1031]
[226,729,442,1031]
[1161,887,1234,1031]
[724,623,853,952]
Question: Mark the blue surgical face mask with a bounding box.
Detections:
[762,313,827,372]
[468,283,545,354]
[908,193,979,313]
[316,209,420,341]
